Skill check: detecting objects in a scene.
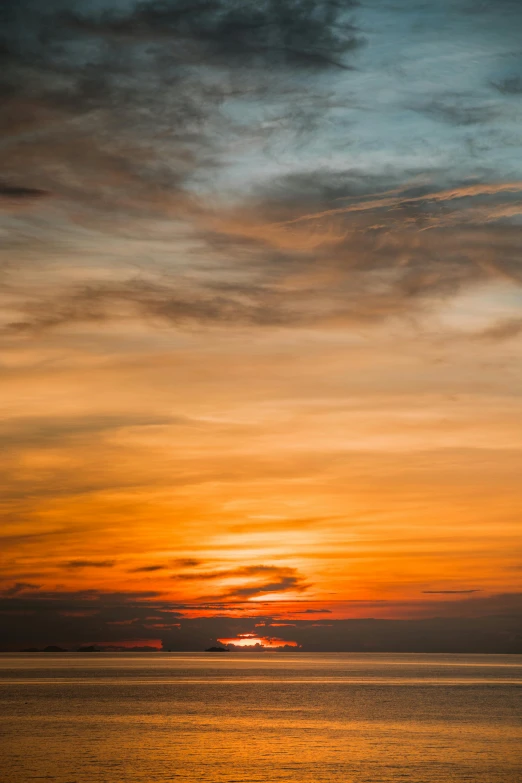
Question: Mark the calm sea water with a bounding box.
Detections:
[0,652,521,783]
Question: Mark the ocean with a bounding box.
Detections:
[0,652,521,783]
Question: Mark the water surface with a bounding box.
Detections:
[1,652,521,782]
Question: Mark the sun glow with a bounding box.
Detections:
[218,634,299,649]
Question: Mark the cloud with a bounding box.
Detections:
[293,608,332,614]
[416,97,499,127]
[0,0,363,218]
[0,183,49,201]
[2,589,522,652]
[0,414,171,447]
[477,317,522,341]
[3,582,40,597]
[175,565,308,600]
[128,564,165,573]
[175,565,289,581]
[4,182,522,334]
[226,575,305,600]
[171,559,202,569]
[2,0,522,339]
[0,529,79,549]
[492,76,522,95]
[269,181,522,227]
[63,560,116,569]
[0,589,184,650]
[422,590,481,595]
[62,0,363,70]
[0,182,51,213]
[2,279,293,335]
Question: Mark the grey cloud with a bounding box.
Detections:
[0,8,219,218]
[63,0,363,70]
[128,564,166,573]
[416,97,499,127]
[0,0,364,228]
[492,76,522,96]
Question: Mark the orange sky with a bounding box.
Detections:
[2,314,522,621]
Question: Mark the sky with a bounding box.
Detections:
[1,0,522,652]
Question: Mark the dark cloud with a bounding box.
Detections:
[163,593,522,652]
[0,0,363,261]
[0,0,363,205]
[0,183,49,201]
[128,564,165,573]
[491,76,522,95]
[293,608,332,614]
[1,590,521,652]
[3,582,40,597]
[0,181,51,213]
[0,589,182,650]
[62,0,363,70]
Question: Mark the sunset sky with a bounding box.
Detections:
[1,0,522,651]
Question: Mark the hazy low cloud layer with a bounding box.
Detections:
[1,589,521,653]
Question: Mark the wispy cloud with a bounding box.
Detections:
[0,183,50,208]
[477,317,522,341]
[175,565,308,600]
[422,590,481,595]
[63,560,116,569]
[3,582,40,597]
